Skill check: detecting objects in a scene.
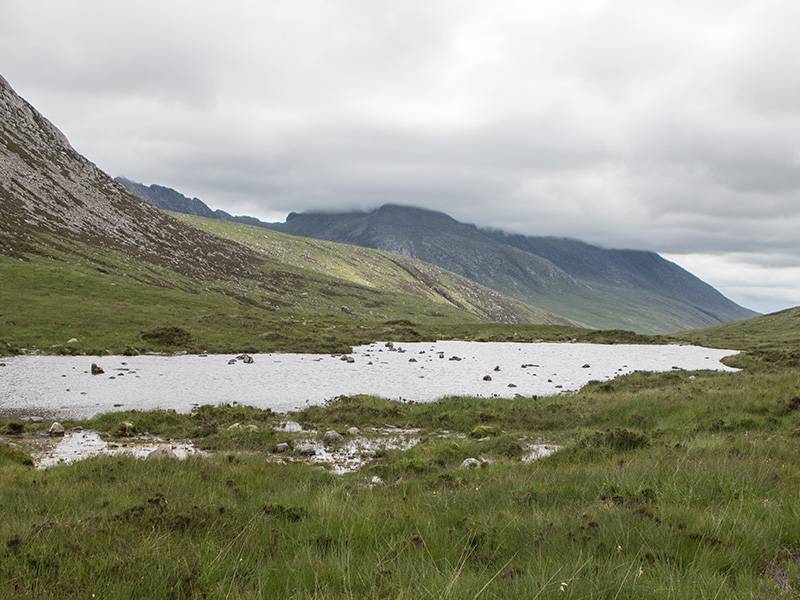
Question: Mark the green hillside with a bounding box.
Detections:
[172,213,569,327]
[676,306,800,368]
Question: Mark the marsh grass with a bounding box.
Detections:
[2,358,799,597]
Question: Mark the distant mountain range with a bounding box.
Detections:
[117,176,757,333]
[114,177,272,229]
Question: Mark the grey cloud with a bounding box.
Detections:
[1,0,799,312]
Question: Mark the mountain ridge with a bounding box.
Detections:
[115,175,756,333]
[265,205,757,333]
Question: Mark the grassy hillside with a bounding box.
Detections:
[2,312,799,597]
[675,307,800,369]
[0,242,550,356]
[173,213,569,327]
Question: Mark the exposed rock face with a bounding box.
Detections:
[0,74,261,281]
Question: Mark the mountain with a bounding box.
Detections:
[0,73,570,354]
[266,205,757,333]
[114,177,272,228]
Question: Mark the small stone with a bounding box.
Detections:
[48,422,65,437]
[482,375,492,381]
[66,338,78,344]
[146,446,178,461]
[90,363,104,375]
[449,356,462,361]
[227,359,237,365]
[340,305,353,315]
[346,426,360,436]
[493,366,501,372]
[582,364,591,369]
[296,443,317,456]
[460,458,481,470]
[323,430,343,445]
[227,422,242,430]
[26,416,43,424]
[507,383,517,388]
[274,442,290,453]
[409,358,417,363]
[385,342,394,350]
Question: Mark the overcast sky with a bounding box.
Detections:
[2,1,799,313]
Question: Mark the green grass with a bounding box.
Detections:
[2,348,800,597]
[0,244,648,356]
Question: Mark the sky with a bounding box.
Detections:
[1,1,799,313]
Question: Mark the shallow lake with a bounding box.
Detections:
[0,341,738,419]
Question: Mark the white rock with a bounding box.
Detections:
[459,458,481,469]
[146,446,178,461]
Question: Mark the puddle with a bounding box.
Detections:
[277,428,421,474]
[522,443,560,462]
[32,430,201,469]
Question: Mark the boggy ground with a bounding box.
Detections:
[1,357,799,598]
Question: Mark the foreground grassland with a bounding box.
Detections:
[2,329,800,597]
